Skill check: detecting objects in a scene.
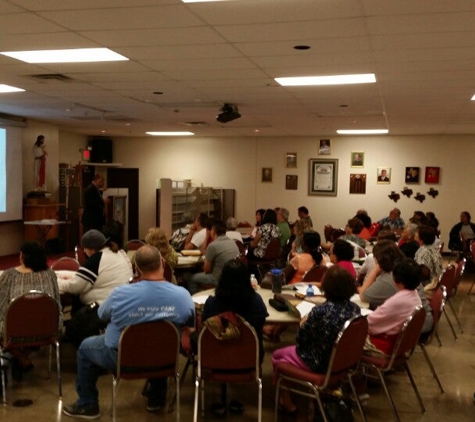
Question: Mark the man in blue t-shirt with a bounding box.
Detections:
[63,245,195,419]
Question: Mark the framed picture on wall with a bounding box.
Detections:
[262,167,273,182]
[425,166,440,184]
[405,167,420,183]
[318,139,331,155]
[308,158,338,196]
[285,152,297,168]
[377,167,391,184]
[349,174,366,194]
[351,151,364,168]
[285,175,298,190]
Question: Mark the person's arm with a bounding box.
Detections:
[202,259,212,274]
[183,224,198,250]
[58,253,100,295]
[97,290,115,322]
[358,263,381,301]
[250,232,262,248]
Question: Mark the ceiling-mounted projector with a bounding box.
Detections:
[216,103,241,123]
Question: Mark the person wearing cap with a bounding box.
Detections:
[58,229,133,348]
[63,245,195,419]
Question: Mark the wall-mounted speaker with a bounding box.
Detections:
[88,137,112,163]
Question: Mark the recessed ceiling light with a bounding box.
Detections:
[0,48,128,64]
[146,131,194,136]
[337,129,388,135]
[294,45,311,50]
[471,94,475,100]
[275,73,376,86]
[0,84,24,93]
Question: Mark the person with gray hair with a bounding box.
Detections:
[63,244,195,418]
[398,222,420,259]
[277,207,291,249]
[225,216,243,242]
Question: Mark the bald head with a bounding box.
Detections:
[135,245,163,275]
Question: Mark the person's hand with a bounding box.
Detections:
[299,315,308,327]
[103,197,111,204]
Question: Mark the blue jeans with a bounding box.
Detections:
[188,272,218,294]
[76,334,117,407]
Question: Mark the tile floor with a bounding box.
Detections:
[1,261,475,422]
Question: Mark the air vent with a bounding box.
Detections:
[183,122,209,127]
[29,74,74,82]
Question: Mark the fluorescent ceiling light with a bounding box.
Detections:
[471,94,475,100]
[146,131,194,136]
[0,84,24,93]
[0,48,128,64]
[337,129,388,135]
[182,0,229,3]
[275,73,376,86]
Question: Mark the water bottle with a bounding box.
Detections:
[306,284,314,297]
[250,274,258,290]
[271,269,284,293]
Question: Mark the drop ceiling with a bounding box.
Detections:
[1,0,475,137]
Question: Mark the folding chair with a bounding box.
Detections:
[112,320,181,422]
[418,286,446,393]
[301,265,328,283]
[0,290,62,405]
[74,245,87,265]
[360,307,426,422]
[193,317,262,421]
[274,315,369,422]
[50,256,80,272]
[437,264,462,338]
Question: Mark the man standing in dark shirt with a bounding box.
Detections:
[81,174,108,233]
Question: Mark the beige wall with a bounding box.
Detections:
[1,123,474,256]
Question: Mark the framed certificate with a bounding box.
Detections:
[308,158,338,196]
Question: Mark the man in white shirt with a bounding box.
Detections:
[183,213,207,250]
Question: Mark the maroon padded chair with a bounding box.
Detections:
[193,317,262,421]
[112,320,180,422]
[1,291,62,405]
[360,307,426,422]
[51,256,80,272]
[274,315,369,422]
[437,264,462,338]
[301,265,328,283]
[418,286,446,393]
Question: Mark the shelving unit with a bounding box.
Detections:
[156,178,234,237]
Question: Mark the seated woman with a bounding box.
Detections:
[358,240,405,309]
[145,227,178,283]
[339,217,367,248]
[58,229,133,348]
[272,266,360,413]
[199,259,268,415]
[290,218,314,256]
[355,212,372,241]
[367,258,422,355]
[0,241,62,374]
[330,239,357,279]
[449,211,475,253]
[398,222,420,259]
[247,209,280,260]
[250,208,266,238]
[285,232,323,285]
[414,225,443,285]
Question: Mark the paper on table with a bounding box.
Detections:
[295,301,316,318]
[193,295,209,305]
[360,308,373,316]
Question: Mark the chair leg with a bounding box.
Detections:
[174,372,180,422]
[419,344,444,393]
[404,362,425,413]
[192,377,200,422]
[1,355,7,405]
[467,280,475,295]
[111,376,118,422]
[315,392,329,422]
[376,368,400,422]
[447,299,464,333]
[434,330,442,347]
[348,373,368,422]
[257,378,262,422]
[274,378,281,422]
[200,379,205,418]
[443,308,458,340]
[55,341,62,398]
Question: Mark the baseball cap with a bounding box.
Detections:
[81,229,108,250]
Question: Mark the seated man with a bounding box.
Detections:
[297,206,313,228]
[188,220,239,294]
[183,213,207,250]
[378,207,405,234]
[62,245,195,419]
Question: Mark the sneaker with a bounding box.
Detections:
[146,396,163,412]
[63,402,100,419]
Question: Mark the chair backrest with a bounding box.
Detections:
[302,265,328,283]
[51,257,80,272]
[263,238,281,260]
[235,240,247,256]
[386,306,426,369]
[323,315,368,386]
[75,245,87,265]
[356,245,367,258]
[454,258,466,291]
[438,264,457,297]
[117,320,180,380]
[126,239,145,251]
[163,260,173,283]
[4,291,60,349]
[428,286,446,332]
[198,317,259,383]
[437,241,444,255]
[331,228,345,242]
[324,224,333,243]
